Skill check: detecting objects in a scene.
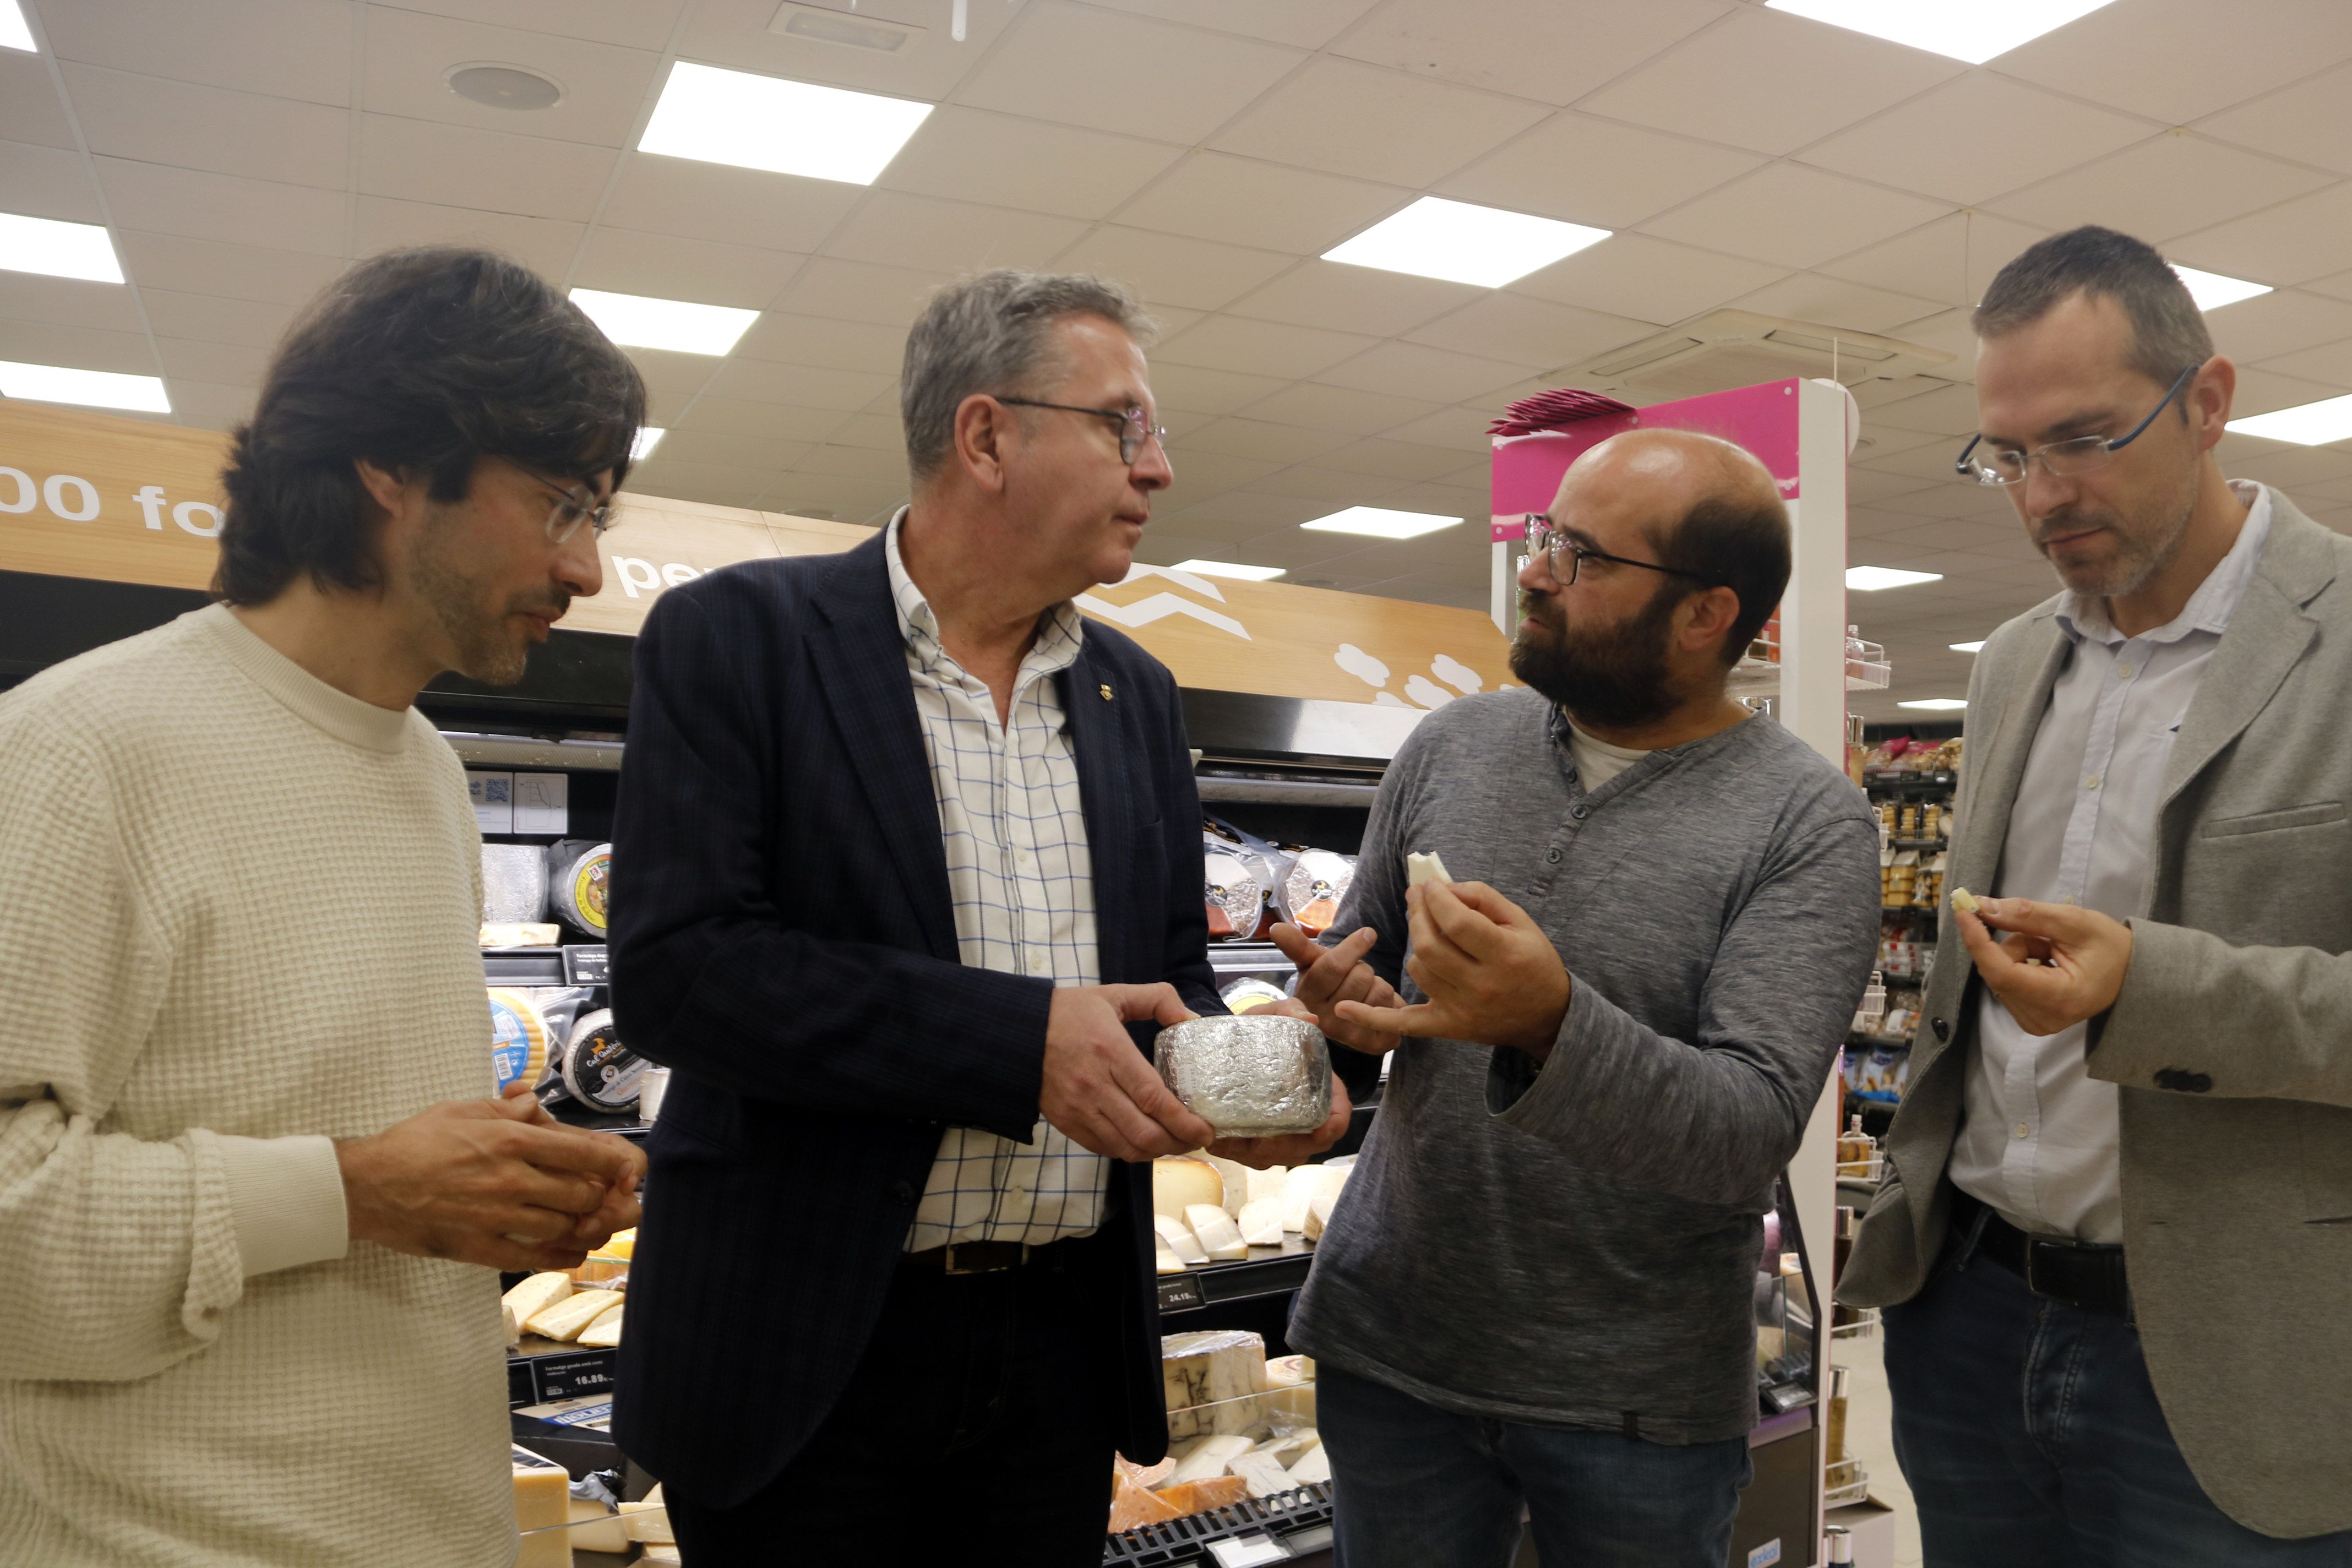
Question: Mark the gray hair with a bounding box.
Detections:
[900,269,1156,486]
[1973,225,2213,391]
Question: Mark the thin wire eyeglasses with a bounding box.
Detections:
[1520,513,1720,588]
[522,470,616,545]
[996,398,1168,465]
[1953,364,2199,487]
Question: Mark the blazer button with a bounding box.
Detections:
[887,1180,917,1206]
[1931,1017,1950,1042]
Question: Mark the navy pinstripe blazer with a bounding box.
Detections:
[607,532,1221,1506]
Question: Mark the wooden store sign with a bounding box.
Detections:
[0,400,1513,707]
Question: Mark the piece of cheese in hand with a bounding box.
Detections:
[500,1272,571,1330]
[1287,1441,1332,1485]
[1237,1199,1286,1248]
[1185,1204,1248,1261]
[1169,1433,1254,1484]
[576,1303,624,1348]
[1154,1213,1208,1265]
[1152,1156,1226,1220]
[1951,886,1980,914]
[1406,850,1453,887]
[525,1288,623,1343]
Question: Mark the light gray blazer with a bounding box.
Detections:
[1840,492,2352,1539]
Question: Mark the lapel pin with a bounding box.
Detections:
[1099,683,1114,701]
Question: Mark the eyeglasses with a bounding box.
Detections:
[996,397,1168,465]
[522,469,616,545]
[1954,364,2199,487]
[1521,514,1719,589]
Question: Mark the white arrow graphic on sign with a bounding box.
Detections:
[1075,564,1250,640]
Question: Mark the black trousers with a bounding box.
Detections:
[667,1229,1125,1567]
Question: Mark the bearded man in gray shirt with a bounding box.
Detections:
[1269,428,1881,1568]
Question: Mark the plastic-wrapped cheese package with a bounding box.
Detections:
[487,988,551,1095]
[1201,850,1261,943]
[1280,850,1355,937]
[547,840,611,939]
[1218,977,1291,1014]
[481,844,549,923]
[557,1009,649,1115]
[1162,1330,1268,1439]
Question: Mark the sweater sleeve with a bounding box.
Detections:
[0,717,262,1380]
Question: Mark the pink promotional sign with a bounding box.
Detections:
[1489,379,1803,542]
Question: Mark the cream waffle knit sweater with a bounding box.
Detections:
[0,605,514,1566]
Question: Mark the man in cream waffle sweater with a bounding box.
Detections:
[0,248,647,1566]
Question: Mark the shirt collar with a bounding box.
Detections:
[883,507,1087,679]
[2055,479,2273,648]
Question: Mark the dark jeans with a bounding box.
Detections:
[1318,1362,1753,1568]
[1884,1222,2352,1567]
[666,1234,1120,1567]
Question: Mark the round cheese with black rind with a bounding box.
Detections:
[548,841,611,938]
[561,1008,647,1113]
[487,988,550,1093]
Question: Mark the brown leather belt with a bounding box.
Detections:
[1974,1208,2133,1320]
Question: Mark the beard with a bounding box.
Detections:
[406,503,568,688]
[1509,580,1684,731]
[2035,467,2199,601]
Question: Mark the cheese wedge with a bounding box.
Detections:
[1229,1450,1298,1499]
[1265,1354,1312,1388]
[577,1303,624,1348]
[565,1498,630,1554]
[1407,850,1453,887]
[640,1548,683,1566]
[1200,1153,1252,1217]
[525,1288,623,1343]
[1152,1157,1226,1220]
[1951,886,1980,914]
[620,1499,674,1544]
[598,1229,636,1261]
[511,1449,569,1568]
[1154,1213,1208,1265]
[1253,1429,1319,1466]
[1162,1331,1268,1439]
[1240,1164,1288,1209]
[1117,1454,1178,1490]
[1155,1245,1187,1275]
[1168,1474,1250,1513]
[1237,1199,1286,1248]
[500,1272,572,1330]
[1170,1434,1254,1484]
[1304,1193,1337,1242]
[1109,1468,1181,1532]
[1185,1203,1248,1261]
[1287,1441,1331,1485]
[501,1302,521,1349]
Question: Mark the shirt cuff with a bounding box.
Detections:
[216,1134,350,1279]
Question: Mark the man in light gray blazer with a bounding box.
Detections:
[1841,225,2352,1566]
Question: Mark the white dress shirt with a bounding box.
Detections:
[1950,481,2273,1243]
[885,513,1110,1250]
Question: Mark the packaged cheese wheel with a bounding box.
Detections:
[559,1009,648,1114]
[1280,850,1355,938]
[1202,851,1261,945]
[547,840,611,938]
[481,844,549,923]
[1218,977,1290,1014]
[487,989,551,1095]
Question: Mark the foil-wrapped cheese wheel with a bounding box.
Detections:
[480,843,549,923]
[1154,1015,1332,1137]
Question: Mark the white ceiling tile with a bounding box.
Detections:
[1180,417,1360,464]
[1114,153,1407,256]
[0,317,156,374]
[1238,382,1446,437]
[791,443,908,483]
[95,157,346,254]
[0,138,104,222]
[1317,436,1484,480]
[623,346,721,400]
[1438,112,1761,232]
[1224,260,1477,337]
[2256,334,2352,391]
[2302,268,2352,306]
[1641,164,1951,271]
[573,227,804,309]
[1163,490,1333,530]
[1996,0,2352,124]
[2198,59,2352,178]
[360,7,658,149]
[772,257,950,328]
[599,156,864,253]
[358,115,617,223]
[1815,210,2048,312]
[1802,75,2152,208]
[672,0,1015,105]
[2216,365,2344,415]
[1879,312,1981,377]
[41,0,353,106]
[2218,443,2352,491]
[1404,292,1653,369]
[758,477,906,525]
[878,108,1184,221]
[1332,0,1729,107]
[674,396,851,443]
[351,195,585,279]
[138,289,296,349]
[1156,315,1379,380]
[1051,225,1293,312]
[116,230,348,305]
[823,190,1090,271]
[823,411,905,450]
[652,429,817,470]
[2167,183,2352,289]
[1354,479,1482,518]
[1245,464,1403,503]
[627,458,773,509]
[732,311,904,373]
[1207,57,1549,187]
[2214,291,2352,366]
[387,0,689,51]
[1362,404,1498,451]
[154,336,270,384]
[1869,382,1986,438]
[64,64,349,190]
[1861,439,1980,482]
[1507,232,1786,324]
[1987,132,2335,248]
[1844,467,1941,505]
[0,52,74,149]
[1081,0,1384,49]
[1725,273,1951,335]
[1575,8,1960,158]
[1156,451,1287,505]
[164,377,258,431]
[1316,340,1529,402]
[1876,484,2020,524]
[1145,361,1293,416]
[0,272,144,333]
[704,356,897,410]
[957,3,1304,144]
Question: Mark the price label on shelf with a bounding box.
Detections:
[1157,1275,1205,1313]
[562,945,611,985]
[1208,1533,1294,1567]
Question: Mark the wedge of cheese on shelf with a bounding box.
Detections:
[639,1549,682,1568]
[576,1303,624,1348]
[1152,1156,1226,1221]
[1287,1441,1332,1485]
[1116,1453,1177,1490]
[1253,1428,1319,1466]
[1265,1354,1313,1388]
[525,1287,624,1343]
[1406,850,1453,887]
[1108,1468,1180,1532]
[500,1272,572,1332]
[565,1498,630,1555]
[1153,1212,1208,1265]
[1304,1193,1338,1242]
[1236,1198,1286,1248]
[1228,1450,1298,1500]
[501,1302,521,1349]
[1280,1163,1349,1232]
[1162,1331,1267,1439]
[620,1498,674,1544]
[510,1447,570,1568]
[1184,1203,1248,1261]
[1161,1475,1250,1515]
[597,1228,636,1261]
[1169,1433,1255,1484]
[1155,1244,1188,1275]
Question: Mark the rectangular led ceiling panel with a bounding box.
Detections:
[1324,197,1610,290]
[639,61,933,186]
[570,290,759,356]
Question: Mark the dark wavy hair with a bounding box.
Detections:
[215,247,646,606]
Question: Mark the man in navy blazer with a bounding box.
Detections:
[608,271,1348,1562]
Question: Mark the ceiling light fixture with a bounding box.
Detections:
[2170,263,2269,312]
[631,427,666,461]
[2227,393,2352,446]
[1950,640,1987,653]
[1763,0,2119,63]
[1300,506,1463,541]
[1170,559,1285,582]
[639,61,933,186]
[446,64,564,111]
[770,2,924,52]
[0,1,32,52]
[0,212,124,284]
[1898,698,1969,710]
[1847,565,1943,591]
[570,289,758,356]
[0,359,170,412]
[1323,197,1610,289]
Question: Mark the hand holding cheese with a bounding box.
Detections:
[334,1096,647,1272]
[1952,894,2134,1036]
[1039,983,1217,1161]
[1334,879,1572,1057]
[1270,922,1407,1058]
[1201,999,1354,1169]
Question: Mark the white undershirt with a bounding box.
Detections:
[1566,720,1652,790]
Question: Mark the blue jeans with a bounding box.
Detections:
[1883,1224,2352,1567]
[1319,1363,1753,1568]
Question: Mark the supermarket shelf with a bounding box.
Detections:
[1207,940,1295,977]
[1106,1482,1334,1567]
[1847,1032,1915,1050]
[509,1338,617,1409]
[1157,1239,1317,1315]
[1887,836,1947,850]
[1865,770,1957,789]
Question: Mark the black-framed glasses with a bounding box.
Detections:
[1521,513,1718,588]
[522,469,616,545]
[1954,363,2199,487]
[996,397,1168,465]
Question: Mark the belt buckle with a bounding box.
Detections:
[943,1242,1027,1275]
